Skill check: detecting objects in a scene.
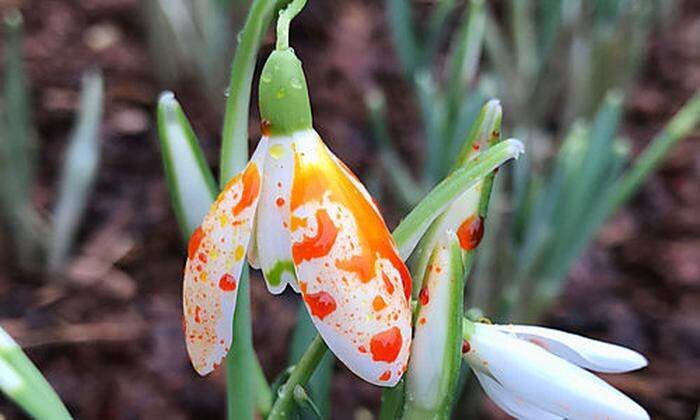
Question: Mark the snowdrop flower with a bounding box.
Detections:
[462,321,650,420]
[181,7,412,385]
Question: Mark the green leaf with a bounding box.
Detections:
[0,327,72,419]
[0,10,40,267]
[156,92,218,239]
[393,138,524,260]
[47,71,104,271]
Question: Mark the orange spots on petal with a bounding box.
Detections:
[218,274,237,291]
[188,226,205,259]
[457,215,485,251]
[303,290,337,320]
[198,253,208,264]
[335,254,374,283]
[232,163,261,216]
[379,370,391,381]
[292,209,338,264]
[370,327,402,363]
[462,339,471,354]
[358,345,367,353]
[194,306,202,323]
[382,273,395,295]
[275,197,285,207]
[419,317,426,325]
[291,135,412,301]
[372,295,387,312]
[419,286,429,306]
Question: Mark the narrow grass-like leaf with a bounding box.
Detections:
[1,10,39,267]
[47,71,104,271]
[0,327,72,419]
[393,138,524,260]
[156,92,218,239]
[421,0,458,67]
[387,0,418,77]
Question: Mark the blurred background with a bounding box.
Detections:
[0,0,699,419]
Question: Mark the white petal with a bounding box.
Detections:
[494,324,648,373]
[182,138,267,375]
[473,371,562,420]
[256,137,298,294]
[465,324,649,420]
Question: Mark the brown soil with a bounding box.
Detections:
[0,0,698,419]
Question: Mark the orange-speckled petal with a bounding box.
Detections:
[289,129,411,386]
[182,138,267,375]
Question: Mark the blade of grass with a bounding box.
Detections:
[387,0,418,77]
[1,10,39,268]
[47,71,104,272]
[532,90,700,319]
[0,327,72,419]
[421,0,458,67]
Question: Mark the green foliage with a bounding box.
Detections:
[0,11,104,272]
[0,327,72,419]
[48,72,104,271]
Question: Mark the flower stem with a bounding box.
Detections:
[267,335,328,420]
[220,0,283,183]
[276,0,307,51]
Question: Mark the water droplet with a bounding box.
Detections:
[236,30,244,44]
[261,73,272,84]
[290,77,302,89]
[223,87,230,98]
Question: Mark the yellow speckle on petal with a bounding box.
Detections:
[201,272,208,282]
[219,214,228,227]
[210,250,219,260]
[234,245,245,261]
[269,144,284,160]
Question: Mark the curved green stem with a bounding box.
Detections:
[267,335,328,420]
[276,0,307,50]
[220,0,284,183]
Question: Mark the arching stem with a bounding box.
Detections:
[276,0,307,50]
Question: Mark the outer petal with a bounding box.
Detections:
[182,139,267,375]
[404,235,464,412]
[464,324,649,420]
[256,137,299,294]
[473,371,563,420]
[493,324,648,373]
[289,129,412,386]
